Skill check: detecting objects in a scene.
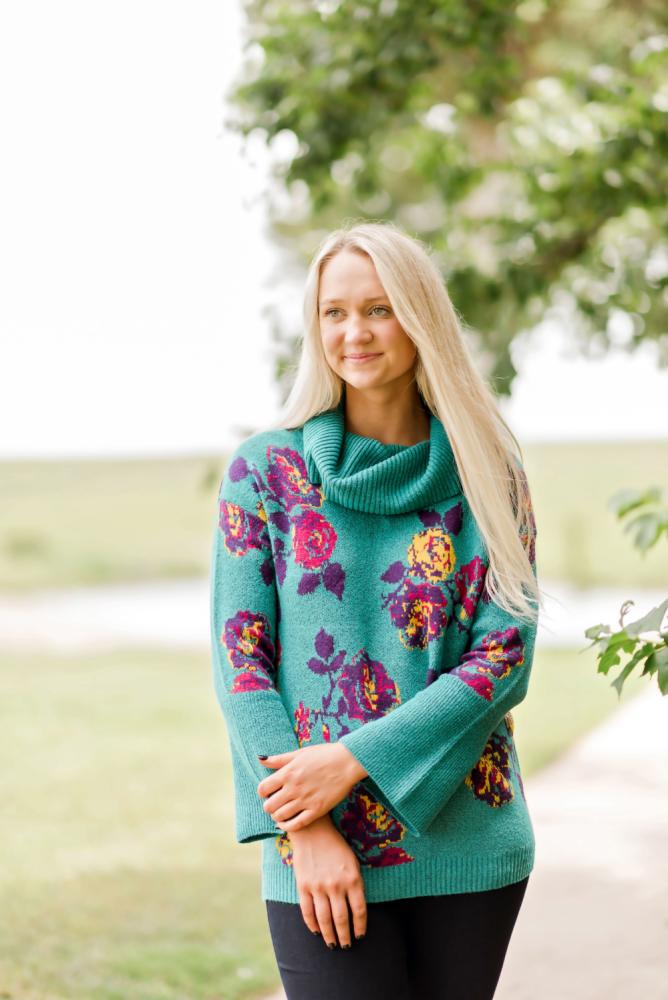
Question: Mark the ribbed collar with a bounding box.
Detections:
[302,399,462,515]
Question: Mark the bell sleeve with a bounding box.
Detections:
[338,475,539,838]
[209,444,302,843]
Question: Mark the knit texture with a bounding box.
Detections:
[209,400,539,903]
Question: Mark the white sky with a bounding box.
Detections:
[1,1,667,459]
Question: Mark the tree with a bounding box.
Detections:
[226,0,668,394]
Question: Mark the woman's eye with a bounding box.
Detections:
[324,306,390,317]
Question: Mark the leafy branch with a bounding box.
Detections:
[583,487,668,697]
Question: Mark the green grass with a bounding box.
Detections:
[1,440,667,591]
[0,644,649,1000]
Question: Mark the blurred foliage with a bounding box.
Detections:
[225,0,668,393]
[585,486,668,695]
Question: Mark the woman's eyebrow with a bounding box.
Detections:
[320,295,387,306]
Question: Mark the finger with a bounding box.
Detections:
[329,891,352,949]
[269,798,304,822]
[313,891,337,949]
[298,891,321,937]
[276,808,319,832]
[346,881,367,941]
[261,788,292,814]
[256,775,282,798]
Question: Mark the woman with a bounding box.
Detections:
[210,221,543,1000]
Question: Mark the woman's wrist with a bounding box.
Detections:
[287,812,334,842]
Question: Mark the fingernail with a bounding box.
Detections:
[342,943,351,950]
[312,929,320,935]
[327,942,336,950]
[257,754,268,760]
[355,934,365,940]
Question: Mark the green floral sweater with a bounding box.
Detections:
[209,399,539,904]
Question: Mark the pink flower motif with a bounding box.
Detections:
[449,626,524,701]
[294,701,312,746]
[292,508,338,569]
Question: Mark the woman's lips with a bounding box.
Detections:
[344,353,382,363]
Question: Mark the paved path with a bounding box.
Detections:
[261,682,668,1000]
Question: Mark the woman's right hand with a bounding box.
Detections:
[287,813,367,949]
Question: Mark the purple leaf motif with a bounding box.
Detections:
[381,561,405,584]
[307,656,335,675]
[315,628,335,659]
[260,558,275,586]
[228,457,248,482]
[417,508,442,528]
[323,562,345,601]
[269,510,291,533]
[443,501,463,535]
[298,572,321,595]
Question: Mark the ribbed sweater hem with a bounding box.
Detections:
[260,843,535,904]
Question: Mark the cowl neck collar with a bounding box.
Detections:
[302,398,462,515]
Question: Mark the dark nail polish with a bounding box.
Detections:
[257,754,268,760]
[355,934,365,941]
[327,942,336,950]
[342,943,351,950]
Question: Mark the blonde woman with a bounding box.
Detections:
[210,221,542,999]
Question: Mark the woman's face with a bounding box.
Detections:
[318,249,418,393]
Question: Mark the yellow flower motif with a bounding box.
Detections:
[407,527,456,583]
[276,831,293,866]
[255,498,268,522]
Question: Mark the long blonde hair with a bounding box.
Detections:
[268,219,543,624]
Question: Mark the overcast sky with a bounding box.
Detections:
[2,1,667,459]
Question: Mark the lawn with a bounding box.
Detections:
[1,439,667,591]
[0,644,648,1000]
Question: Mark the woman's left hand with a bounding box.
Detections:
[256,743,368,832]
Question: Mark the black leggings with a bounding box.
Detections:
[265,875,529,1000]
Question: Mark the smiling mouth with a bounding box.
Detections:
[344,353,382,360]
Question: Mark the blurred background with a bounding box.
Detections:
[1,1,667,998]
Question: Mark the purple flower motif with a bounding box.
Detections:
[338,784,414,867]
[265,446,323,512]
[337,650,400,722]
[465,732,514,807]
[221,609,276,693]
[387,579,449,650]
[219,500,270,557]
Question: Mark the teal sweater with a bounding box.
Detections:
[209,400,539,903]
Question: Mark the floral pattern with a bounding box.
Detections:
[227,447,346,600]
[380,504,488,649]
[220,609,277,693]
[274,626,415,868]
[465,711,526,807]
[448,626,525,701]
[465,731,515,807]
